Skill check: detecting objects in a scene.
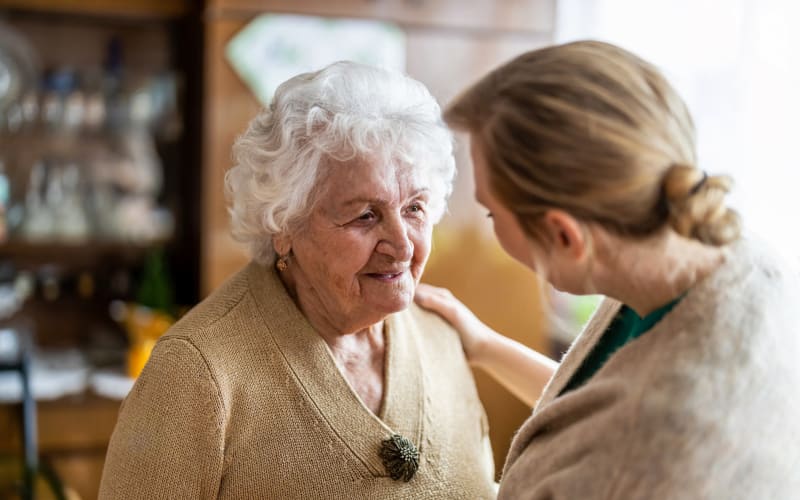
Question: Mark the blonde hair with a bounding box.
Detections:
[445,40,740,247]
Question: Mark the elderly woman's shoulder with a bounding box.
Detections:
[162,264,258,346]
[403,303,464,350]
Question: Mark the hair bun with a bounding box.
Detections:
[663,164,741,246]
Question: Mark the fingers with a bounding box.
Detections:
[417,283,455,301]
[414,283,441,308]
[415,283,463,325]
[415,283,455,307]
[416,282,449,297]
[414,283,432,305]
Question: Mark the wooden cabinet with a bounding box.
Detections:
[0,0,190,18]
[0,394,121,499]
[0,0,203,306]
[0,1,202,497]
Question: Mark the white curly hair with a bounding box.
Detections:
[225,61,456,263]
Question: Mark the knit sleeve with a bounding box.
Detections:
[99,337,226,500]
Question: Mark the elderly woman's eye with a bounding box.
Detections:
[407,203,425,215]
[356,211,376,222]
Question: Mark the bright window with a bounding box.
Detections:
[557,0,800,259]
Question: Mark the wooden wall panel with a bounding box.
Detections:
[406,30,551,226]
[202,18,255,294]
[206,0,554,34]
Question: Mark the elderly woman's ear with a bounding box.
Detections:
[272,234,292,258]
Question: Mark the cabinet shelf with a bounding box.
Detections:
[0,240,165,269]
[0,0,191,20]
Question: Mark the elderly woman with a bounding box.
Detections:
[417,41,800,498]
[99,61,495,499]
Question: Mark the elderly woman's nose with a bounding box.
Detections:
[376,216,414,261]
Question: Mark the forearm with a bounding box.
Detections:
[472,329,558,407]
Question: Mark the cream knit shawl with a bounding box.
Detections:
[499,237,800,499]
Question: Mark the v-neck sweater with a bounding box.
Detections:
[99,262,496,499]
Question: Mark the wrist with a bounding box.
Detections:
[468,324,497,369]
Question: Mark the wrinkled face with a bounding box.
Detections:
[471,138,537,270]
[288,157,434,330]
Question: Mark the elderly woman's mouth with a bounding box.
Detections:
[365,271,406,282]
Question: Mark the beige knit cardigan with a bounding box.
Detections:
[99,262,495,499]
[499,237,800,499]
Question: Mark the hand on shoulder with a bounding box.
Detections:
[414,283,493,365]
[415,283,557,407]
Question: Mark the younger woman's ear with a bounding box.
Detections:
[542,210,587,260]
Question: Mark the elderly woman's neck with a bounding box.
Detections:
[277,264,387,414]
[310,313,386,354]
[277,265,385,347]
[593,230,727,317]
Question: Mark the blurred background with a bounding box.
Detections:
[0,0,796,498]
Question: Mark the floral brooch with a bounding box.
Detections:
[379,434,419,482]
